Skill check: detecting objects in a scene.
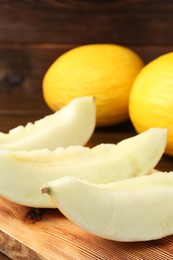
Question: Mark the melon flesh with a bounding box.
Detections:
[0,128,167,208]
[42,172,173,242]
[0,96,96,150]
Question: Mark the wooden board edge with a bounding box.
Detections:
[0,230,45,260]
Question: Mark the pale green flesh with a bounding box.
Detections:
[0,96,96,150]
[44,172,173,242]
[0,128,167,207]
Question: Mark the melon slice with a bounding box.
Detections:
[0,128,167,207]
[0,96,96,150]
[42,172,173,242]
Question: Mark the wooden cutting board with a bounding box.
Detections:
[1,197,173,259]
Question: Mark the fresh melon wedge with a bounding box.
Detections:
[0,128,167,207]
[0,96,96,150]
[42,172,173,242]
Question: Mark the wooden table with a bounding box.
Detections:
[0,93,173,259]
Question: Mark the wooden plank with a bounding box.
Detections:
[0,230,43,260]
[0,1,172,44]
[0,252,10,260]
[0,45,65,94]
[0,92,51,132]
[0,93,50,114]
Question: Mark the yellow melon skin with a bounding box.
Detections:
[129,52,173,156]
[43,44,144,126]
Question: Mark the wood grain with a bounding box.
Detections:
[0,253,9,260]
[0,1,173,44]
[1,196,173,260]
[0,92,51,133]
